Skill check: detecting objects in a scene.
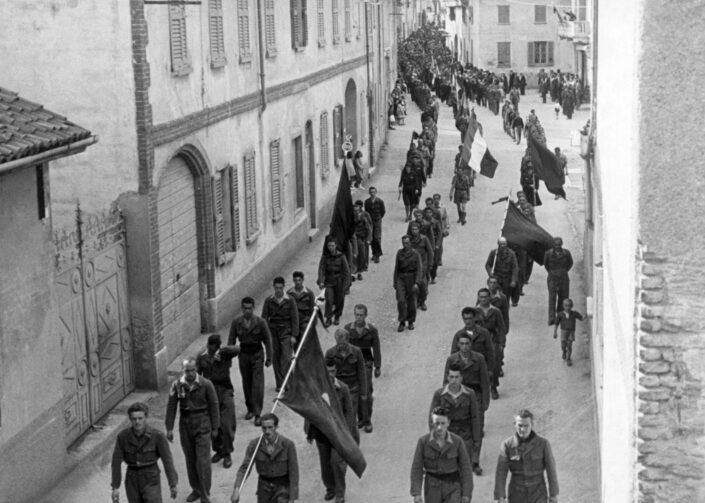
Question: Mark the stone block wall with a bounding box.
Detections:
[636,250,705,502]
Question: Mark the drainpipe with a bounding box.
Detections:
[256,0,267,112]
[365,2,375,169]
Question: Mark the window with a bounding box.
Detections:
[264,0,277,57]
[208,0,226,68]
[36,164,48,220]
[497,5,510,24]
[320,112,330,179]
[534,5,547,24]
[528,41,554,66]
[238,0,252,63]
[270,139,283,221]
[169,4,191,75]
[212,165,240,264]
[468,6,473,24]
[317,0,325,46]
[332,105,343,161]
[332,0,340,44]
[449,6,456,21]
[293,136,305,209]
[497,41,511,67]
[577,0,587,21]
[243,152,259,241]
[356,2,361,39]
[344,0,351,41]
[291,0,308,49]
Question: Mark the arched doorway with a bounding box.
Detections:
[344,78,358,149]
[305,120,317,228]
[157,151,211,363]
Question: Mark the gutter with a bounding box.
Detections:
[0,135,99,174]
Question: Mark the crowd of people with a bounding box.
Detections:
[109,62,583,503]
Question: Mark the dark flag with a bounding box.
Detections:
[527,136,566,199]
[461,115,499,178]
[325,163,355,254]
[502,202,555,265]
[279,325,367,477]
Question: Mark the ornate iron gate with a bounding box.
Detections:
[54,205,134,444]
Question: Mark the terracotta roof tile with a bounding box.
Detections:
[0,86,92,164]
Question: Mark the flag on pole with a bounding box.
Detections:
[502,202,555,265]
[326,162,354,255]
[527,136,566,199]
[461,115,499,178]
[279,325,367,478]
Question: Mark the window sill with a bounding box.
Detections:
[318,40,326,48]
[246,230,261,246]
[239,54,253,65]
[211,58,227,69]
[271,213,284,223]
[171,65,192,77]
[266,48,278,58]
[293,45,306,53]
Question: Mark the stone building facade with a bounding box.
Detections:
[585,1,705,502]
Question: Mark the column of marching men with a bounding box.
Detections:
[108,68,581,503]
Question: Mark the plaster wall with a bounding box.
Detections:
[471,0,573,84]
[592,0,642,501]
[0,1,138,228]
[0,167,67,502]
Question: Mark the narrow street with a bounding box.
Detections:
[40,91,598,503]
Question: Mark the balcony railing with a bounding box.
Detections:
[558,20,591,43]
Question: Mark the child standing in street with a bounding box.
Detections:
[553,298,584,366]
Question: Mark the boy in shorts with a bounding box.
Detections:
[553,298,583,366]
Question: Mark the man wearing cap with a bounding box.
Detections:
[261,276,299,393]
[325,328,368,428]
[410,406,474,503]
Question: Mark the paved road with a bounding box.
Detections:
[40,91,597,503]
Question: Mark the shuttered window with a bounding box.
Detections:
[270,139,284,221]
[264,0,277,57]
[212,173,227,265]
[208,0,227,68]
[228,165,241,251]
[534,5,547,24]
[497,5,510,24]
[320,112,330,179]
[332,0,340,44]
[356,2,361,39]
[344,0,351,41]
[169,4,192,76]
[497,41,511,67]
[528,41,554,66]
[238,0,252,63]
[214,165,241,258]
[317,0,325,46]
[332,105,343,161]
[244,152,259,241]
[291,0,308,49]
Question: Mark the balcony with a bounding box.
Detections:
[558,20,591,44]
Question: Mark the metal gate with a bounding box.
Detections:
[54,205,134,444]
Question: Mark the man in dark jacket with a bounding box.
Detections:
[325,328,368,428]
[231,413,299,503]
[393,235,424,332]
[318,239,351,326]
[485,238,519,300]
[543,237,574,325]
[111,402,178,503]
[364,186,386,263]
[262,277,299,392]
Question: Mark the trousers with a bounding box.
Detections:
[270,324,293,389]
[256,478,290,503]
[238,351,265,415]
[212,386,236,455]
[316,439,347,497]
[395,273,418,323]
[324,277,346,319]
[370,219,383,258]
[354,235,369,272]
[423,475,462,503]
[547,275,570,324]
[360,362,374,424]
[179,413,212,497]
[125,467,162,503]
[491,342,505,388]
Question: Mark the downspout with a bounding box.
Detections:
[365,2,375,168]
[256,0,267,112]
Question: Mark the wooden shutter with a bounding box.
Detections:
[212,174,226,265]
[498,5,509,24]
[264,0,277,57]
[169,4,191,75]
[208,0,227,68]
[291,0,301,49]
[238,0,252,63]
[449,6,455,21]
[548,41,554,66]
[332,106,342,160]
[229,164,241,251]
[332,0,340,44]
[344,0,351,41]
[527,42,535,67]
[301,0,308,47]
[320,112,330,179]
[534,5,546,23]
[270,139,283,220]
[244,152,259,239]
[317,0,325,46]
